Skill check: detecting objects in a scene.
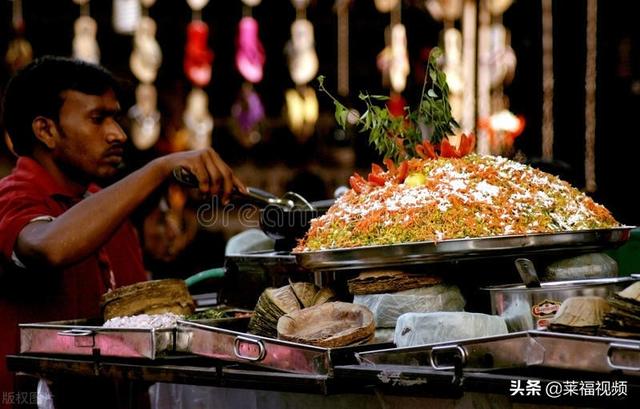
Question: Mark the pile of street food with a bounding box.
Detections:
[295,155,619,252]
[94,151,624,347]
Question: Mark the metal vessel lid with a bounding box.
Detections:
[481,276,637,292]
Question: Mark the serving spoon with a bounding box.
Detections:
[172,166,314,209]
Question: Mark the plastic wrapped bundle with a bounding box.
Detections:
[353,284,465,327]
[542,253,618,281]
[373,328,395,343]
[500,298,535,332]
[394,312,508,347]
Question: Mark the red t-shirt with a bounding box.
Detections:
[0,157,147,396]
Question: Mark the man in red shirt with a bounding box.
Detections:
[0,57,243,406]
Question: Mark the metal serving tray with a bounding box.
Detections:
[20,319,174,359]
[177,319,392,375]
[355,330,640,376]
[529,330,640,375]
[356,332,541,371]
[296,227,633,271]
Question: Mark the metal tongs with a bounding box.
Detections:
[172,166,314,210]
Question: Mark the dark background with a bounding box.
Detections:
[1,0,639,225]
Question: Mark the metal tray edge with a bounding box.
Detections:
[296,227,635,271]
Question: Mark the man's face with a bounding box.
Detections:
[53,89,127,181]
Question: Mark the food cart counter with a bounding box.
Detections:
[7,348,639,409]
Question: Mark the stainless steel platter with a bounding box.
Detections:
[20,319,174,359]
[296,227,634,272]
[356,332,541,371]
[355,330,640,376]
[529,330,640,375]
[177,320,392,375]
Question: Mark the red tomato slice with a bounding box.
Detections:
[395,161,409,183]
[421,141,438,159]
[440,138,461,158]
[349,173,367,194]
[367,173,386,186]
[383,158,396,173]
[458,133,476,156]
[371,163,384,175]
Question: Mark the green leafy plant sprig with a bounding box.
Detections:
[317,47,459,164]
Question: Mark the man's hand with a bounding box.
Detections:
[156,148,246,204]
[15,147,245,269]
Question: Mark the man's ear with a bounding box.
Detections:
[32,116,58,149]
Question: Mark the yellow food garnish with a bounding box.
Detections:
[404,173,426,187]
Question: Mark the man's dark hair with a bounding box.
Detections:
[1,56,121,156]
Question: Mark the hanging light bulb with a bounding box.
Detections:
[73,15,100,63]
[112,0,141,35]
[72,1,100,64]
[186,0,209,12]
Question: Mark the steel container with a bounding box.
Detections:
[483,276,637,332]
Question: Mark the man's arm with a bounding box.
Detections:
[14,148,244,269]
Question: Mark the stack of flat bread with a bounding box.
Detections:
[549,296,611,335]
[347,270,442,295]
[601,281,640,339]
[101,279,195,321]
